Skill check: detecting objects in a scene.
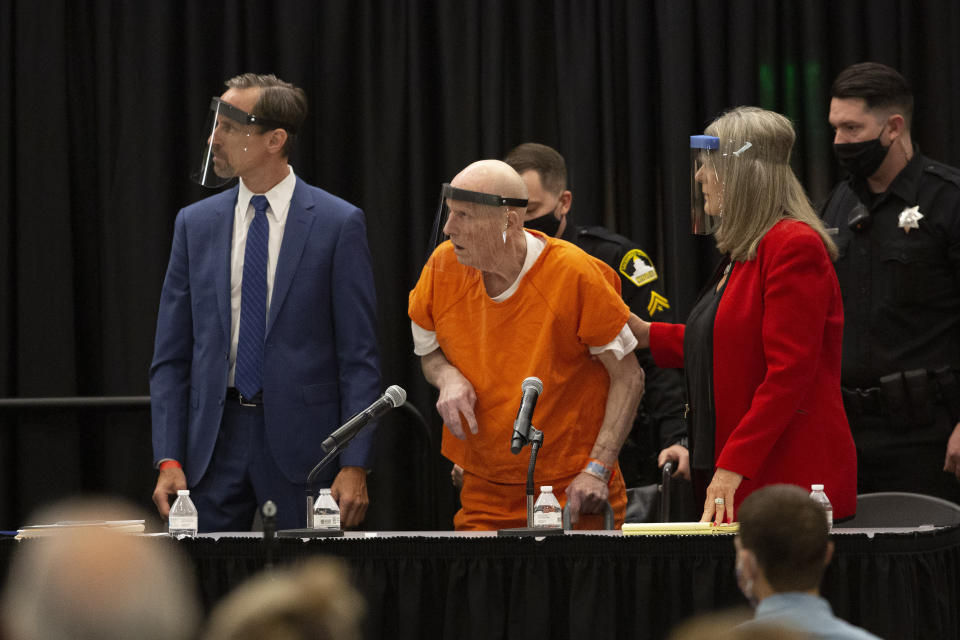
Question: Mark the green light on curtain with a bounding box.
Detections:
[759,63,775,108]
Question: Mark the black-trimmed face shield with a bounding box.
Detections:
[429,183,529,271]
[192,97,291,188]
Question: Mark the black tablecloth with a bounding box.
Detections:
[3,528,958,640]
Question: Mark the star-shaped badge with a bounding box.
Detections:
[898,205,923,234]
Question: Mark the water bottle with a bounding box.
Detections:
[809,484,833,532]
[168,489,198,538]
[313,488,341,530]
[533,485,562,528]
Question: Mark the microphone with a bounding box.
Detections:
[321,385,406,453]
[510,377,543,454]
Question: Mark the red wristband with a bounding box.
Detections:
[159,460,182,470]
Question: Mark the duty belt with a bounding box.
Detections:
[840,386,886,416]
[841,366,960,425]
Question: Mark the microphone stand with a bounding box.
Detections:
[498,424,562,537]
[276,442,347,539]
[524,426,544,527]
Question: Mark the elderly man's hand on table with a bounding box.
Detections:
[564,472,610,525]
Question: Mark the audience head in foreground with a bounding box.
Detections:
[1,496,200,640]
[734,484,881,639]
[668,609,809,640]
[203,557,366,640]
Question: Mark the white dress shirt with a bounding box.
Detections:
[228,166,297,386]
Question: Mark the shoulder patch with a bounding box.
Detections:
[618,248,658,287]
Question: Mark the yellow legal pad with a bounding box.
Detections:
[15,520,146,539]
[622,522,739,536]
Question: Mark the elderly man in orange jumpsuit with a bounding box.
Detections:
[409,159,644,530]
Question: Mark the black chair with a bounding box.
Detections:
[624,461,697,523]
[834,491,960,528]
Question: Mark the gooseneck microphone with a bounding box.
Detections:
[510,377,543,454]
[321,385,407,453]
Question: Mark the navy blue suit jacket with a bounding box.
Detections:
[150,177,381,485]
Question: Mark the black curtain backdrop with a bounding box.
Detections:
[3,0,960,529]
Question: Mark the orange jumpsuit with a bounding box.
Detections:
[409,232,630,529]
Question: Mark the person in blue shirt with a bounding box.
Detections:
[734,485,882,640]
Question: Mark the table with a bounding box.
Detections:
[1,527,955,639]
[166,526,960,640]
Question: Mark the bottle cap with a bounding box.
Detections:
[540,486,553,492]
[319,488,332,494]
[177,489,190,496]
[811,484,824,491]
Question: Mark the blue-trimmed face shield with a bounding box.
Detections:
[690,135,755,235]
[691,135,722,235]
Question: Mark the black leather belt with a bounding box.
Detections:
[226,388,263,406]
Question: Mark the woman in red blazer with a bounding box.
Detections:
[631,107,857,523]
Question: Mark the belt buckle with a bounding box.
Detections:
[238,393,259,407]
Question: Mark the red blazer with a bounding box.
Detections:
[650,220,857,518]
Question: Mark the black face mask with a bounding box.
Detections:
[833,129,890,179]
[524,210,562,237]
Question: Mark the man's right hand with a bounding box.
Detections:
[152,466,187,520]
[421,349,480,440]
[451,463,464,488]
[658,444,691,480]
[436,370,478,439]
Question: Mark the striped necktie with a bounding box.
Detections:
[235,195,270,399]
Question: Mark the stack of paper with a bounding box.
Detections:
[15,520,146,539]
[622,522,739,536]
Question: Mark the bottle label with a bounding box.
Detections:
[168,516,197,531]
[314,513,340,529]
[533,508,561,528]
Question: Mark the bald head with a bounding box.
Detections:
[451,159,529,204]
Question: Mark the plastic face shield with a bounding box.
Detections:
[690,135,722,235]
[429,183,528,272]
[192,97,287,188]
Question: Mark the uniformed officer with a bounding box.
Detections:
[821,62,960,503]
[504,143,688,490]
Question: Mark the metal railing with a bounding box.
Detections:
[0,396,150,410]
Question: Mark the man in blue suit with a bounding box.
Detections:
[150,73,381,532]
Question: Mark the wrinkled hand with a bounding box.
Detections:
[152,466,187,520]
[331,466,369,528]
[451,464,464,488]
[436,371,478,439]
[701,467,743,524]
[658,444,691,481]
[945,422,960,481]
[564,472,610,525]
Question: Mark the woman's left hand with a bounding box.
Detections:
[700,467,743,524]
